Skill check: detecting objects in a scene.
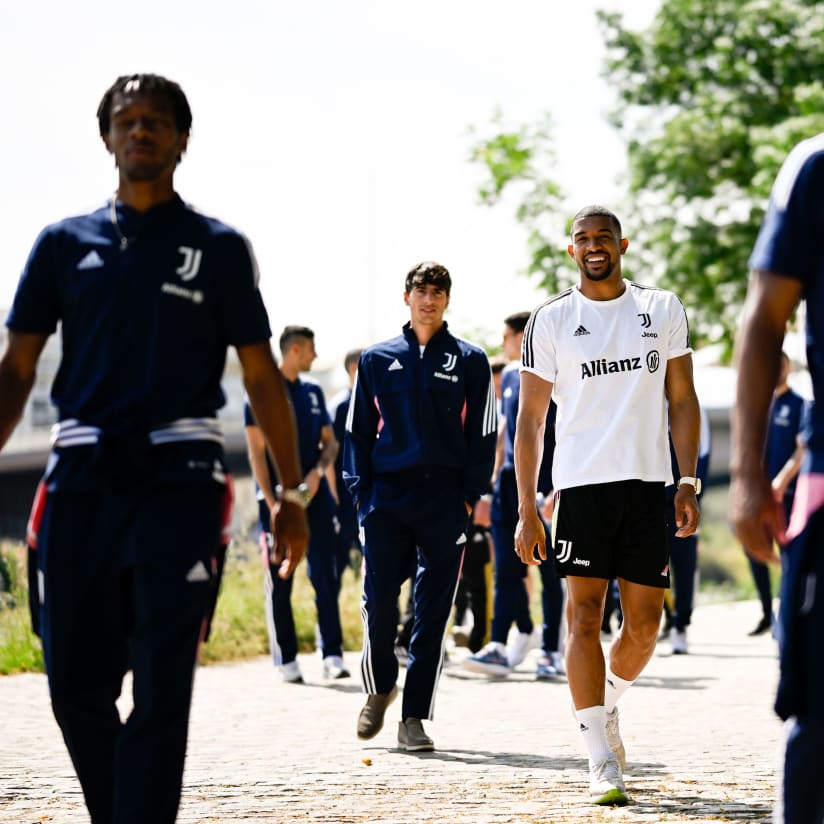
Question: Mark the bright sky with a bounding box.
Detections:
[0,0,658,365]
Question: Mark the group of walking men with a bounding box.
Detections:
[0,71,821,823]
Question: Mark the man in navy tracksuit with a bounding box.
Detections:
[345,261,497,751]
[244,325,348,683]
[464,311,564,679]
[0,75,307,824]
[328,348,364,583]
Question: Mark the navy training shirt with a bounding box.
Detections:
[750,133,824,470]
[766,389,807,496]
[244,376,331,481]
[328,386,354,509]
[6,195,271,434]
[499,363,556,492]
[344,322,497,509]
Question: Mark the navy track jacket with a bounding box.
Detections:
[344,322,497,512]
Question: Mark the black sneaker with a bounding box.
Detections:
[748,616,772,636]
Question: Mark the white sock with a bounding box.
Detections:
[575,705,611,763]
[604,667,634,714]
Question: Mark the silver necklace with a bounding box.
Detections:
[109,196,133,250]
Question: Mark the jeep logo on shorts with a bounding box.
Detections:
[646,351,660,373]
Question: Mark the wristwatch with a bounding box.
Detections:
[677,476,702,495]
[281,483,312,509]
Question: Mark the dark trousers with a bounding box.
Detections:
[782,716,824,824]
[453,525,492,652]
[490,468,563,652]
[34,480,224,824]
[261,488,343,663]
[665,491,697,631]
[335,487,362,588]
[360,498,467,720]
[775,506,824,823]
[669,534,697,630]
[748,555,773,621]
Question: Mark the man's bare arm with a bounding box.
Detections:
[0,332,49,451]
[665,352,701,537]
[304,424,338,498]
[237,341,308,578]
[729,270,803,563]
[244,423,277,511]
[514,371,553,565]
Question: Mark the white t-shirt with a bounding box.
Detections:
[521,280,692,490]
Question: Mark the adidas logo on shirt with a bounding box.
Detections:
[388,359,403,371]
[77,250,104,270]
[185,561,210,582]
[573,325,590,336]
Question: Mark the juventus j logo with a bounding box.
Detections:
[638,312,652,328]
[442,353,457,372]
[556,539,573,564]
[176,247,203,281]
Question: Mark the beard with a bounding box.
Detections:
[582,258,617,282]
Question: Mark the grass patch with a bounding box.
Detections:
[0,541,43,675]
[199,540,364,665]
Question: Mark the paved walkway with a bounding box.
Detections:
[1,599,782,823]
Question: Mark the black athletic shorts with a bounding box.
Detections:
[551,480,669,588]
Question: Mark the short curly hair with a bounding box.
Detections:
[97,74,192,136]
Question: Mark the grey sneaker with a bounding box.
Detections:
[589,755,628,806]
[357,686,398,740]
[605,707,626,773]
[398,717,434,752]
[536,650,566,679]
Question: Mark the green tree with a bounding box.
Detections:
[600,0,824,354]
[469,112,573,296]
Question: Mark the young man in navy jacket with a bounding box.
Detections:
[0,74,307,823]
[344,261,497,751]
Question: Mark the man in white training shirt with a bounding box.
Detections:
[514,205,700,806]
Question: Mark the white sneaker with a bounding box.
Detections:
[506,626,541,668]
[670,627,688,655]
[589,755,628,805]
[605,707,626,773]
[322,655,351,679]
[549,650,565,675]
[280,660,304,683]
[507,632,532,668]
